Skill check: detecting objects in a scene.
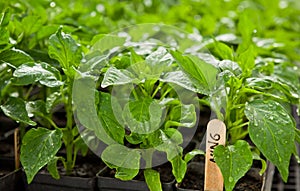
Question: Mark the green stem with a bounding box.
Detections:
[64,79,74,175]
[151,82,162,98]
[143,148,154,169]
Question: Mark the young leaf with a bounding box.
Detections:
[170,155,187,183]
[0,8,10,27]
[184,149,205,163]
[245,100,295,182]
[101,67,138,88]
[47,157,60,180]
[144,169,162,191]
[73,76,115,145]
[91,34,126,53]
[12,62,63,87]
[48,27,82,71]
[165,104,196,128]
[0,49,34,68]
[208,41,233,60]
[155,130,183,164]
[160,71,197,92]
[170,50,218,95]
[20,128,62,183]
[214,140,253,191]
[237,45,255,76]
[26,100,47,117]
[97,92,125,144]
[123,97,163,134]
[130,48,144,64]
[101,144,140,180]
[0,97,36,126]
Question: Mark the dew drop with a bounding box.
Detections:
[96,4,105,13]
[50,2,56,7]
[229,176,234,182]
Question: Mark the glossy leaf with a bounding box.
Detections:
[184,149,205,163]
[123,97,162,134]
[161,71,197,92]
[245,100,295,182]
[21,128,62,183]
[170,50,218,95]
[73,76,115,145]
[101,144,140,180]
[237,45,255,76]
[214,140,253,191]
[170,155,187,183]
[48,27,82,70]
[0,97,36,126]
[155,130,183,165]
[97,92,125,144]
[0,8,10,27]
[13,62,63,87]
[0,49,34,68]
[165,104,196,128]
[47,157,60,179]
[26,100,47,118]
[144,169,162,191]
[101,67,138,88]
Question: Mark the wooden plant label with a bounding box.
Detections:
[14,128,20,169]
[204,119,226,191]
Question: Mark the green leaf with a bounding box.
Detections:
[20,128,62,183]
[74,136,89,156]
[1,97,36,126]
[123,97,162,134]
[0,8,10,27]
[13,62,63,87]
[245,100,295,182]
[48,27,82,70]
[47,157,60,180]
[214,140,253,191]
[237,45,255,76]
[295,129,300,144]
[0,49,34,68]
[26,100,47,117]
[114,166,139,181]
[161,71,197,92]
[237,11,255,43]
[145,47,173,68]
[101,67,138,88]
[46,92,61,113]
[97,92,125,144]
[166,104,196,128]
[91,34,126,53]
[101,144,140,180]
[170,50,218,95]
[144,169,162,191]
[73,76,114,145]
[170,155,187,183]
[130,48,144,64]
[208,41,233,60]
[155,130,183,162]
[184,149,205,163]
[21,15,44,37]
[252,152,267,175]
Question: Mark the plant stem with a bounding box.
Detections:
[64,79,74,175]
[143,148,154,169]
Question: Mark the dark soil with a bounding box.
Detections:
[177,162,262,191]
[39,155,105,178]
[177,162,204,191]
[0,157,15,178]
